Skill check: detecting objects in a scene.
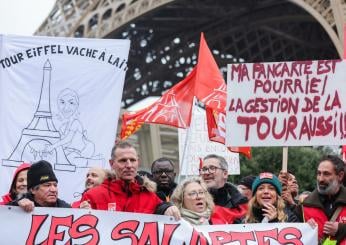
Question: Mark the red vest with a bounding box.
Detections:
[303,206,346,244]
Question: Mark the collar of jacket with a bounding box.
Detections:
[303,186,346,208]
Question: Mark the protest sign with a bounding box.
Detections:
[226,60,346,146]
[0,206,317,244]
[179,106,240,175]
[0,35,130,202]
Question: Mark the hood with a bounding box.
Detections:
[9,163,31,193]
[102,175,157,195]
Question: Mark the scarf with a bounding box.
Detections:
[180,208,212,226]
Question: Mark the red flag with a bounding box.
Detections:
[120,67,196,139]
[342,24,346,160]
[342,145,346,162]
[197,33,251,158]
[195,33,227,112]
[206,107,251,159]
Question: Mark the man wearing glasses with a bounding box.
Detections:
[151,157,177,202]
[199,154,248,223]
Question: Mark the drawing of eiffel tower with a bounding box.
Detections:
[2,60,76,171]
[201,83,227,110]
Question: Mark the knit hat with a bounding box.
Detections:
[238,175,256,190]
[27,160,58,190]
[252,172,282,195]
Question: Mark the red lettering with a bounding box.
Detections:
[286,115,298,140]
[69,214,99,244]
[111,220,140,244]
[161,224,180,245]
[272,117,286,139]
[257,116,271,140]
[317,60,340,75]
[45,216,73,245]
[253,63,266,79]
[237,116,257,141]
[208,231,232,244]
[189,229,208,245]
[26,215,48,245]
[324,91,341,111]
[277,227,303,245]
[231,64,249,82]
[254,229,278,245]
[230,231,256,245]
[138,222,159,245]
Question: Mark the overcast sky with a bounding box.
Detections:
[0,0,55,35]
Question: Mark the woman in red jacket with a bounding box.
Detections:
[1,163,30,205]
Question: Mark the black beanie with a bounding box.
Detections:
[27,160,58,190]
[239,175,256,190]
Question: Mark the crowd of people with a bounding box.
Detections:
[1,141,345,244]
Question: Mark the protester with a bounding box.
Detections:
[237,175,256,201]
[0,163,31,205]
[298,155,346,244]
[244,172,298,223]
[8,160,70,211]
[71,167,107,208]
[278,171,300,211]
[200,154,248,222]
[81,141,180,219]
[151,157,177,201]
[171,177,237,225]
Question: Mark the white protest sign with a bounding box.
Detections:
[0,34,130,202]
[226,60,346,146]
[0,206,317,244]
[179,106,239,175]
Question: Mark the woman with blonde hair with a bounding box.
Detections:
[244,172,298,223]
[171,177,236,225]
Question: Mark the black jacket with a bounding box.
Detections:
[210,182,248,208]
[156,182,177,202]
[7,193,71,208]
[251,205,299,223]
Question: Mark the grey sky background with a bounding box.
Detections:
[0,0,55,35]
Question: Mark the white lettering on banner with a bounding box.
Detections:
[226,60,346,147]
[0,206,317,244]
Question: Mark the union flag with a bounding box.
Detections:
[120,67,196,139]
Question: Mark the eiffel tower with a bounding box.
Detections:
[2,60,76,171]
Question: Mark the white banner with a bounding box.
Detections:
[179,106,239,175]
[0,35,130,202]
[0,206,317,244]
[226,60,346,146]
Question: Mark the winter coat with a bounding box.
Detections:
[210,205,247,224]
[8,193,71,208]
[81,176,167,214]
[0,163,31,205]
[299,186,346,245]
[209,182,248,222]
[248,205,299,223]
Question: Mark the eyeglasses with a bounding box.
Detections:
[185,190,206,199]
[199,165,225,174]
[152,169,174,176]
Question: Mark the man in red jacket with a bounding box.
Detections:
[298,155,346,244]
[81,141,180,219]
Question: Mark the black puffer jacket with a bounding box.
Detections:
[209,182,248,208]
